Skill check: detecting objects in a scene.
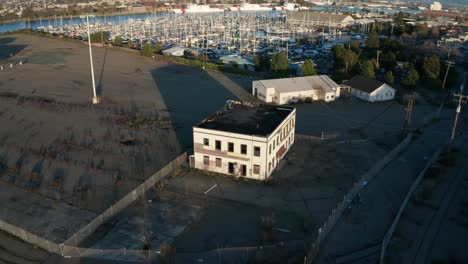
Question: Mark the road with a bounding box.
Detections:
[314,110,457,263]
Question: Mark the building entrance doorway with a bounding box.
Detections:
[240,164,247,176]
[228,162,235,174]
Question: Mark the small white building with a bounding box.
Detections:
[252,75,341,104]
[192,101,296,180]
[347,76,396,102]
[162,47,186,57]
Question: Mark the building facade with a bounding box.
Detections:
[252,75,341,104]
[347,75,396,102]
[287,11,355,29]
[192,101,296,180]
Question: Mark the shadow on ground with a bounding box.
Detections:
[96,47,108,96]
[151,64,237,150]
[0,37,27,61]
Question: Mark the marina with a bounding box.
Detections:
[10,10,368,71]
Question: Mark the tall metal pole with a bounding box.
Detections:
[451,73,467,142]
[83,15,100,104]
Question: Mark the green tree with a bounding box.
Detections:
[301,59,316,76]
[270,53,289,76]
[359,60,376,79]
[153,42,163,54]
[142,43,153,57]
[344,41,362,56]
[332,45,359,72]
[254,55,262,70]
[422,55,440,79]
[89,31,106,43]
[114,36,124,46]
[381,51,397,70]
[384,71,395,84]
[127,39,133,48]
[402,67,420,87]
[381,39,402,53]
[366,29,380,49]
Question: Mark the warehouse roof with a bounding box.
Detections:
[287,11,354,24]
[255,75,340,94]
[346,75,394,94]
[195,101,294,136]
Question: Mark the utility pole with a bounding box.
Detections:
[404,96,414,131]
[376,50,381,69]
[451,73,467,142]
[442,61,455,90]
[81,15,101,104]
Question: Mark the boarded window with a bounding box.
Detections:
[203,156,209,165]
[241,144,247,155]
[216,158,222,167]
[215,140,221,150]
[228,142,234,152]
[203,138,209,146]
[254,146,260,157]
[253,165,260,174]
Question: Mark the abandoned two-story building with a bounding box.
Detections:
[191,101,296,180]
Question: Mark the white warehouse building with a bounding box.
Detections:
[347,75,396,102]
[192,101,296,180]
[252,75,341,104]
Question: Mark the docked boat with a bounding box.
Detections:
[173,4,224,14]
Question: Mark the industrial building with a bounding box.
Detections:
[252,75,341,104]
[287,11,355,29]
[192,101,296,180]
[347,76,396,102]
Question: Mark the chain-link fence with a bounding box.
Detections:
[0,152,187,259]
[379,144,445,264]
[304,134,413,264]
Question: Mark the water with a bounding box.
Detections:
[0,13,175,33]
[0,11,281,33]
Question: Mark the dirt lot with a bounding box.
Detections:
[0,33,273,260]
[0,33,443,263]
[0,34,186,244]
[76,133,388,262]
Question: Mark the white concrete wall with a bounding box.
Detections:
[370,84,395,102]
[265,109,296,178]
[193,109,296,180]
[278,91,316,104]
[351,84,395,102]
[193,128,268,180]
[254,82,340,105]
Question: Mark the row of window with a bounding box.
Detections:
[203,139,261,157]
[268,120,294,155]
[202,155,261,175]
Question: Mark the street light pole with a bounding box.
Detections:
[81,15,101,104]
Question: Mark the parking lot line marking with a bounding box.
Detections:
[204,184,217,195]
[274,228,291,233]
